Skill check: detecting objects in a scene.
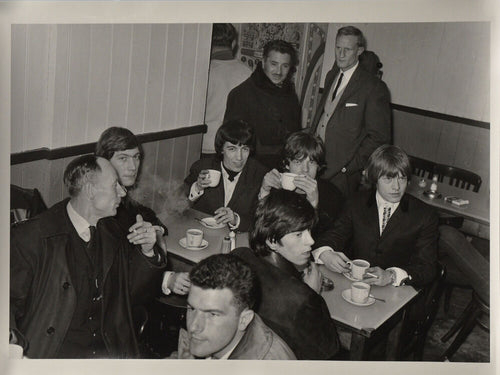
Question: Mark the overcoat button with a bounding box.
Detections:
[46,327,55,335]
[63,282,70,289]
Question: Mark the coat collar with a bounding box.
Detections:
[263,251,303,279]
[251,62,296,96]
[365,190,410,212]
[229,314,273,360]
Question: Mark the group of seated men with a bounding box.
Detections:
[10,120,439,360]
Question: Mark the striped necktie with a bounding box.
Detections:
[381,206,391,232]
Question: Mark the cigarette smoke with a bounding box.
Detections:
[128,172,190,225]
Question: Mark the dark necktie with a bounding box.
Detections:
[331,72,344,101]
[381,206,391,232]
[222,165,239,182]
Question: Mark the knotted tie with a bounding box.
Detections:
[381,206,391,232]
[331,72,344,101]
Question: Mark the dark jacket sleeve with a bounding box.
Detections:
[223,86,248,124]
[404,208,439,287]
[293,291,339,359]
[345,78,391,173]
[313,200,354,255]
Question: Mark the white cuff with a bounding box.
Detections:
[386,267,409,286]
[162,271,174,295]
[228,212,240,230]
[258,187,270,201]
[312,246,334,264]
[189,182,204,202]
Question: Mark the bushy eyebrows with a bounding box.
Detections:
[115,150,140,157]
[187,303,225,314]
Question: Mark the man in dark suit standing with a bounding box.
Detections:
[311,26,391,196]
[313,145,439,288]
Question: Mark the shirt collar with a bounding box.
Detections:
[375,191,400,211]
[220,161,242,182]
[339,60,359,81]
[66,201,92,241]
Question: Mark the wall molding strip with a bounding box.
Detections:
[11,124,207,165]
[391,104,489,130]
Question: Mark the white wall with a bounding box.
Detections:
[321,22,490,122]
[11,24,212,153]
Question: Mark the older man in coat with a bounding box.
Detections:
[10,155,166,358]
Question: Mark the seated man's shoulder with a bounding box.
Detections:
[406,194,439,217]
[245,158,269,176]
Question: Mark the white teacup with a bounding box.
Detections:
[186,228,203,247]
[205,169,221,187]
[9,344,23,359]
[347,259,370,280]
[351,282,371,304]
[281,172,298,191]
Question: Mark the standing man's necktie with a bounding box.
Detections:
[331,72,344,101]
[381,206,391,232]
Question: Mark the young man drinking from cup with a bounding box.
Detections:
[313,144,439,288]
[185,120,268,232]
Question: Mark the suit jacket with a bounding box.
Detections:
[184,157,268,231]
[233,247,339,360]
[311,65,391,180]
[323,191,439,286]
[10,199,167,358]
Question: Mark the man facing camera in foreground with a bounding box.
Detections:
[10,155,166,358]
[174,254,296,360]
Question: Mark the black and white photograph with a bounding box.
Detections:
[1,1,497,375]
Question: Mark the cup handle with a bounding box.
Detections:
[346,261,353,269]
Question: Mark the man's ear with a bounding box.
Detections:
[265,238,278,251]
[238,309,254,331]
[83,182,95,200]
[357,46,365,58]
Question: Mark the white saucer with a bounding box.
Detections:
[341,289,375,307]
[342,271,363,282]
[199,217,226,229]
[179,237,208,251]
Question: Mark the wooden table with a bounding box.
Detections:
[406,177,489,226]
[162,209,419,361]
[164,209,249,267]
[320,266,419,360]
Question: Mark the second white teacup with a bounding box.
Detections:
[206,169,221,187]
[351,281,371,304]
[186,228,203,247]
[347,259,370,280]
[281,172,298,191]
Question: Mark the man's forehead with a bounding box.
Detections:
[336,34,359,46]
[189,286,236,310]
[113,148,140,157]
[265,50,291,62]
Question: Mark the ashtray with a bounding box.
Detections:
[423,190,442,199]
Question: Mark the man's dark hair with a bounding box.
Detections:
[263,39,298,67]
[336,26,366,49]
[63,154,102,197]
[189,254,258,312]
[280,131,326,172]
[214,120,256,158]
[250,190,317,257]
[365,144,412,186]
[212,23,237,48]
[95,126,143,160]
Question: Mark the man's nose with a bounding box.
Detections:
[117,184,127,197]
[301,162,309,174]
[392,178,400,190]
[340,48,346,58]
[188,311,204,334]
[127,158,137,171]
[304,230,315,246]
[235,149,243,160]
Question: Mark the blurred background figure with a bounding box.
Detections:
[203,23,252,158]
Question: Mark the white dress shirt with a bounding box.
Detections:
[66,201,92,242]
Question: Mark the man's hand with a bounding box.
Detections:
[214,206,237,226]
[293,175,319,207]
[302,262,322,293]
[363,266,393,286]
[320,250,351,273]
[261,169,282,193]
[168,272,191,295]
[128,214,157,256]
[195,170,212,192]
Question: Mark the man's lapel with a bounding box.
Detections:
[337,66,361,106]
[380,194,410,241]
[365,193,382,239]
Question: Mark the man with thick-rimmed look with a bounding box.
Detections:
[10,155,166,358]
